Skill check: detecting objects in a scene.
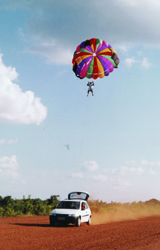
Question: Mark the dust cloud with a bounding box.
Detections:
[91,207,160,225]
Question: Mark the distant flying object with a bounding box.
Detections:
[65,145,70,150]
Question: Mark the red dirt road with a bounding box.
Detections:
[1,215,160,249]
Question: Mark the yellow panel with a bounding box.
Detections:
[97,48,111,55]
[76,54,92,65]
[109,48,118,55]
[97,58,104,78]
[91,44,95,53]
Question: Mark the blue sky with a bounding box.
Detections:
[0,0,160,202]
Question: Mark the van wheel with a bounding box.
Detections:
[76,217,81,227]
[87,216,91,225]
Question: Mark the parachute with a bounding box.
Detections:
[72,38,119,80]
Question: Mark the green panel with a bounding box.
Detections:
[80,48,92,54]
[100,55,116,67]
[96,38,102,51]
[86,57,94,78]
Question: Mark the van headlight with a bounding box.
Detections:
[50,213,56,216]
[68,214,76,217]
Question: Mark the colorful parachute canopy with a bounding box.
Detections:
[72,38,119,80]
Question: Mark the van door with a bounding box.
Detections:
[81,202,89,223]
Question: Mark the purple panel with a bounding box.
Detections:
[76,56,92,75]
[96,45,108,54]
[96,43,102,54]
[85,45,93,53]
[80,57,93,78]
[97,56,110,76]
[80,41,85,49]
[98,56,114,74]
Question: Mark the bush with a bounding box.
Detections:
[0,194,59,217]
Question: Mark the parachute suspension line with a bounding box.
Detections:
[78,97,89,167]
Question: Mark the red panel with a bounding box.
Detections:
[90,38,96,53]
[73,51,92,61]
[92,57,99,79]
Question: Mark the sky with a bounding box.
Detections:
[0,0,160,203]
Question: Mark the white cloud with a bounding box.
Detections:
[117,0,139,7]
[110,160,160,178]
[141,58,152,69]
[148,169,159,176]
[112,178,131,191]
[70,173,83,178]
[126,160,137,166]
[0,155,24,183]
[0,139,5,147]
[107,159,160,179]
[0,138,18,146]
[0,155,19,170]
[18,27,25,39]
[110,160,145,176]
[28,42,72,65]
[24,0,34,4]
[83,161,99,171]
[8,139,18,144]
[2,0,160,51]
[141,159,148,165]
[56,69,67,77]
[118,45,129,53]
[0,155,25,183]
[141,159,160,167]
[26,0,160,51]
[2,0,160,67]
[119,166,144,175]
[0,54,47,125]
[125,57,138,67]
[92,174,107,182]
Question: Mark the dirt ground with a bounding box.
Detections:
[1,215,160,249]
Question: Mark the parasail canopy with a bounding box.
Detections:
[72,38,119,80]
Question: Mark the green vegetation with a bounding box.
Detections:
[1,195,160,218]
[0,195,59,217]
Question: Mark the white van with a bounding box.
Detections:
[49,191,91,227]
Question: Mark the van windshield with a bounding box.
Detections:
[57,201,80,209]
